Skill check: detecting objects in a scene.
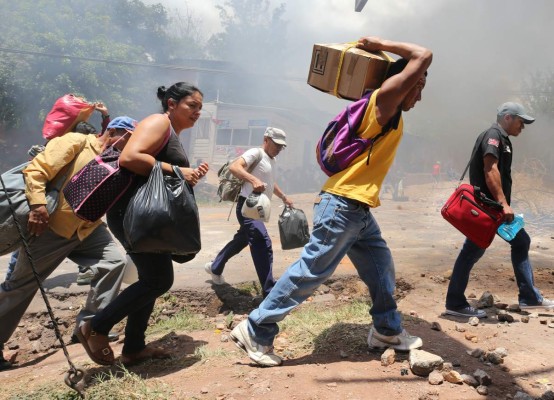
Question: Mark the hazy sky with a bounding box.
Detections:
[146,0,554,164]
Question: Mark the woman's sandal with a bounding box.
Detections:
[76,321,114,366]
[120,345,171,367]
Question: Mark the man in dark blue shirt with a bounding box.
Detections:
[445,102,553,318]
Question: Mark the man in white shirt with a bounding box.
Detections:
[205,128,293,297]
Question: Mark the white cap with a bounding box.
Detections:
[241,192,271,222]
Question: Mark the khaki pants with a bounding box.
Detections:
[0,224,125,345]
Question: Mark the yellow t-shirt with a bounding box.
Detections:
[24,132,104,240]
[322,89,403,208]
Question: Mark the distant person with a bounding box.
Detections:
[229,36,432,366]
[77,82,209,366]
[205,127,293,298]
[445,102,554,318]
[0,116,137,371]
[432,161,441,187]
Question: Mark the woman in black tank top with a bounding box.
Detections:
[78,82,209,366]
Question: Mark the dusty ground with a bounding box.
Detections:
[1,179,553,400]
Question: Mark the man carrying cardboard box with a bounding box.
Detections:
[230,36,433,367]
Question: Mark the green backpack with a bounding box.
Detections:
[216,148,263,202]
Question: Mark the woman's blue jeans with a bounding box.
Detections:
[446,228,542,309]
[247,192,402,346]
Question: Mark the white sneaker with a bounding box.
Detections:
[367,328,423,352]
[520,298,554,310]
[204,262,225,285]
[230,320,282,367]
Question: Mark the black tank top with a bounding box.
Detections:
[156,124,190,168]
[107,123,191,227]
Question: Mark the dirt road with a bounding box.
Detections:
[1,182,553,399]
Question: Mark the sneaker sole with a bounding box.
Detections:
[367,343,414,353]
[230,332,248,354]
[444,309,487,318]
[520,306,554,310]
[229,329,282,367]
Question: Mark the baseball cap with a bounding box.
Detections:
[264,127,287,146]
[497,102,535,124]
[107,116,138,132]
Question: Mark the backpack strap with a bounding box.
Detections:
[364,109,402,166]
[248,148,264,173]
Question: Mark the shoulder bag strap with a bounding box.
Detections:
[458,128,502,185]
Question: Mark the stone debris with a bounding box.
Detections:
[454,324,466,332]
[473,369,492,386]
[381,348,396,366]
[507,304,521,312]
[521,316,530,323]
[409,349,444,376]
[468,317,479,326]
[513,392,534,400]
[430,322,442,331]
[477,291,494,308]
[442,369,463,384]
[461,374,479,387]
[467,348,485,358]
[464,332,478,342]
[428,369,444,385]
[497,311,515,323]
[476,385,488,395]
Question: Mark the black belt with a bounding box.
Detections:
[335,194,369,210]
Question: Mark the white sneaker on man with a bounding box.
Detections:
[367,328,423,352]
[520,298,554,310]
[230,320,282,367]
[204,262,225,285]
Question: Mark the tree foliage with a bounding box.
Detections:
[522,70,554,118]
[208,0,287,73]
[206,0,288,105]
[0,0,206,165]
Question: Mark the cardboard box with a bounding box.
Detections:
[307,43,392,100]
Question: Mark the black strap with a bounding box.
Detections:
[365,111,401,166]
[458,128,502,184]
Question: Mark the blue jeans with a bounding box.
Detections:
[446,228,542,309]
[247,192,402,346]
[4,251,18,281]
[211,196,275,297]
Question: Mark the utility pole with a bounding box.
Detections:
[355,0,368,12]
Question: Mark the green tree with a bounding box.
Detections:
[0,0,205,166]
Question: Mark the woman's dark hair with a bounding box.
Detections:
[385,58,428,80]
[74,121,98,135]
[157,82,203,112]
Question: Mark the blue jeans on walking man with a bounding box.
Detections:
[246,192,402,346]
[211,196,275,297]
[446,228,542,310]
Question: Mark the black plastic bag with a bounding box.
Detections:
[123,162,201,255]
[278,206,310,250]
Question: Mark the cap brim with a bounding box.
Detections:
[519,114,535,124]
[272,139,287,146]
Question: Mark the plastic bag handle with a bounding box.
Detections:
[171,164,185,181]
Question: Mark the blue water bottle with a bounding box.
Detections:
[497,214,525,241]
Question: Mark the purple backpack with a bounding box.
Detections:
[316,91,395,177]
